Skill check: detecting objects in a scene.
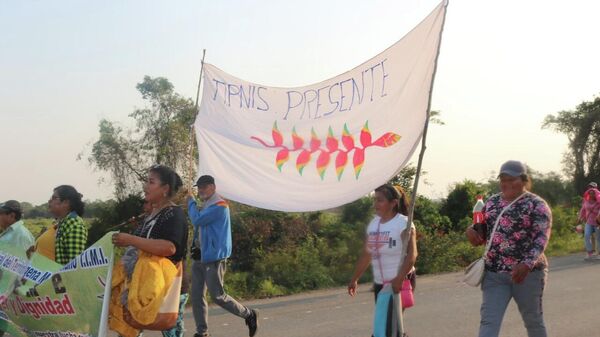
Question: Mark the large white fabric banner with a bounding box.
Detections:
[195,1,447,212]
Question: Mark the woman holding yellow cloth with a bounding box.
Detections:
[110,165,189,337]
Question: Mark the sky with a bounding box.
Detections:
[1,0,599,205]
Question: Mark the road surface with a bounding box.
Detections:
[109,254,599,337]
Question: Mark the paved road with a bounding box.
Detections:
[111,254,600,337]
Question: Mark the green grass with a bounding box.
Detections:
[23,218,95,237]
[545,232,585,256]
[23,218,55,237]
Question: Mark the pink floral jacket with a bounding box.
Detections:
[482,192,552,273]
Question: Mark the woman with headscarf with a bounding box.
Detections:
[578,182,600,260]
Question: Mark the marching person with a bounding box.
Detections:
[348,184,418,336]
[578,182,600,260]
[0,200,35,337]
[48,185,88,265]
[466,160,552,337]
[187,175,259,337]
[0,200,35,252]
[112,164,189,336]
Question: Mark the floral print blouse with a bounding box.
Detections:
[483,192,552,273]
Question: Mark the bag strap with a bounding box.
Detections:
[482,192,529,258]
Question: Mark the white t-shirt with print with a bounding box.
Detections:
[366,214,414,284]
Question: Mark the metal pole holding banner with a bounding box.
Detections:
[401,0,449,335]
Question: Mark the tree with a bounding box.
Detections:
[412,195,452,234]
[543,95,600,193]
[86,76,197,198]
[440,180,487,232]
[86,194,145,246]
[527,169,576,206]
[387,164,419,195]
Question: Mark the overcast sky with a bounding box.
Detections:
[1,0,599,205]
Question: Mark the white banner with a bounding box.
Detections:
[195,1,447,211]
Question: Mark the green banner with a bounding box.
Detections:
[0,232,115,337]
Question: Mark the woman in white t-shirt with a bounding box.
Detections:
[348,184,418,306]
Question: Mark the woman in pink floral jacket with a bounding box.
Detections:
[466,160,552,337]
[578,183,600,260]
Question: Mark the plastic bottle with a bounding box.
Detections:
[472,195,485,224]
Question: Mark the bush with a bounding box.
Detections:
[86,194,145,247]
[223,271,250,299]
[341,197,373,225]
[256,279,286,298]
[440,180,488,231]
[416,231,481,274]
[253,237,334,292]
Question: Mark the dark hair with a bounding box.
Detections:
[54,185,85,216]
[0,201,22,221]
[149,164,183,198]
[1,209,22,221]
[374,184,410,216]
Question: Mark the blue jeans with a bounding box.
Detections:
[162,293,189,337]
[479,270,547,337]
[583,223,600,253]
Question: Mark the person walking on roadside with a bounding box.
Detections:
[578,182,600,260]
[187,175,259,337]
[466,160,552,337]
[348,184,418,336]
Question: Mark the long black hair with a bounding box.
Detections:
[374,184,409,216]
[149,164,183,198]
[54,185,85,216]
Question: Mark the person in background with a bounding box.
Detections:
[578,182,600,260]
[0,200,34,252]
[187,175,259,337]
[48,185,88,265]
[0,200,35,337]
[466,160,552,337]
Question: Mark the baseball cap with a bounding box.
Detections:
[0,200,22,216]
[498,160,527,177]
[194,175,215,187]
